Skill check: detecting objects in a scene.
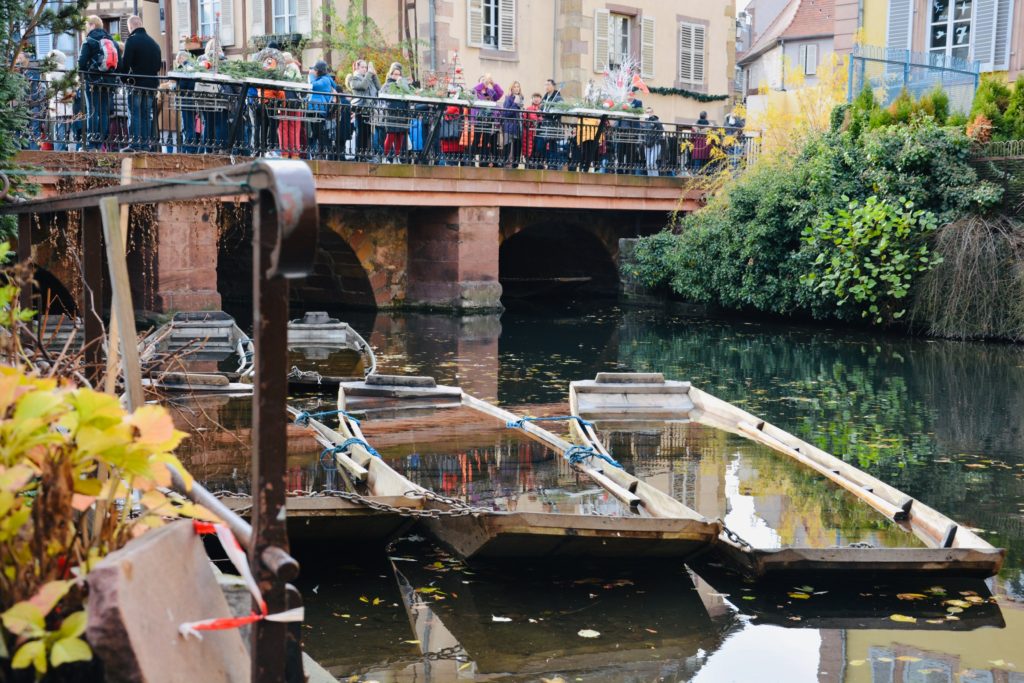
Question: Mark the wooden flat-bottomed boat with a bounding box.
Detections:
[333,375,723,560]
[569,372,1005,579]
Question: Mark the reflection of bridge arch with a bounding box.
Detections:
[289,228,376,310]
[499,221,619,299]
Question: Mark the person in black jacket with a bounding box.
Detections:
[78,15,121,150]
[119,15,161,150]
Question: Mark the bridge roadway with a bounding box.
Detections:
[16,151,702,313]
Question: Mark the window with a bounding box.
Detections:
[273,0,297,34]
[929,0,973,64]
[799,44,818,75]
[482,0,498,48]
[468,0,515,51]
[608,13,632,70]
[199,0,218,40]
[678,22,705,86]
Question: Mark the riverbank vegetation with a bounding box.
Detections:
[635,86,1024,340]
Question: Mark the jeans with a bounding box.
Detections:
[52,121,71,151]
[645,145,661,176]
[129,90,155,150]
[85,84,111,150]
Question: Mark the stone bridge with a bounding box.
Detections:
[17,151,702,316]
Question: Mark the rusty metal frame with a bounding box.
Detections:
[2,160,318,683]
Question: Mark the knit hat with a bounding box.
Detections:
[313,60,329,75]
[388,62,403,75]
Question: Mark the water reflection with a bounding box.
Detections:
[170,304,1024,679]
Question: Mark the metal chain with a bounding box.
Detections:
[719,521,754,550]
[285,488,501,519]
[422,645,468,662]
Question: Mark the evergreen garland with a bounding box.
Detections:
[648,86,729,102]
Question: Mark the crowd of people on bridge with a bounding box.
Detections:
[19,20,747,176]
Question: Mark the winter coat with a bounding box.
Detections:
[308,73,337,114]
[378,78,411,132]
[347,71,380,99]
[501,93,523,139]
[119,27,162,89]
[78,27,121,83]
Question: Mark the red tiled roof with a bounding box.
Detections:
[782,0,834,38]
[738,0,835,65]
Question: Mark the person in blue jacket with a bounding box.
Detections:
[308,60,338,158]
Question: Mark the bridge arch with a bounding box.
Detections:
[290,228,376,310]
[498,219,619,300]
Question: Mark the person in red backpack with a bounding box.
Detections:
[78,15,121,150]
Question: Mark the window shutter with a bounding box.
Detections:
[806,44,818,75]
[885,0,912,52]
[798,44,808,70]
[593,8,609,72]
[467,0,484,47]
[219,0,234,46]
[35,28,53,59]
[248,0,263,38]
[678,22,692,82]
[692,24,705,84]
[640,16,655,79]
[973,0,998,70]
[296,0,311,35]
[497,0,515,51]
[174,0,191,48]
[993,0,1014,70]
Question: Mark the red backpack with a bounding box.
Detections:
[90,36,119,72]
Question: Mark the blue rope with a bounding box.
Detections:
[564,445,623,470]
[295,408,361,427]
[319,438,383,472]
[506,415,595,430]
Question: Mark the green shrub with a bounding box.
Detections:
[1004,75,1024,141]
[634,115,992,326]
[971,75,1012,139]
[801,196,941,325]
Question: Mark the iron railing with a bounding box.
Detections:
[21,71,760,176]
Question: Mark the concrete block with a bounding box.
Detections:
[86,521,250,683]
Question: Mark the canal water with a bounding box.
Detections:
[176,303,1024,682]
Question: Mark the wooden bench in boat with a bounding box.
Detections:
[569,372,1005,579]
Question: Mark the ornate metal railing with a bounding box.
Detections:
[20,70,760,177]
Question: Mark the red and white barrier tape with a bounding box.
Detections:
[179,520,303,640]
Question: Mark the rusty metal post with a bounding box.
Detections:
[80,207,105,385]
[17,214,32,311]
[249,188,291,683]
[248,161,318,683]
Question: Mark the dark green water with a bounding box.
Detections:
[184,304,1024,681]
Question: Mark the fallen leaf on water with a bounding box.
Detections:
[849,660,865,667]
[944,599,971,608]
[787,616,802,621]
[403,640,420,645]
[416,587,440,594]
[890,614,917,623]
[788,592,810,599]
[988,659,1012,668]
[742,596,756,601]
[492,615,512,622]
[372,598,382,606]
[896,656,922,662]
[926,619,944,624]
[540,677,565,683]
[644,628,658,634]
[896,593,927,601]
[794,585,814,593]
[578,629,601,638]
[959,590,979,597]
[876,657,893,662]
[528,618,538,624]
[333,613,350,619]
[965,596,984,604]
[926,586,947,595]
[359,596,369,603]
